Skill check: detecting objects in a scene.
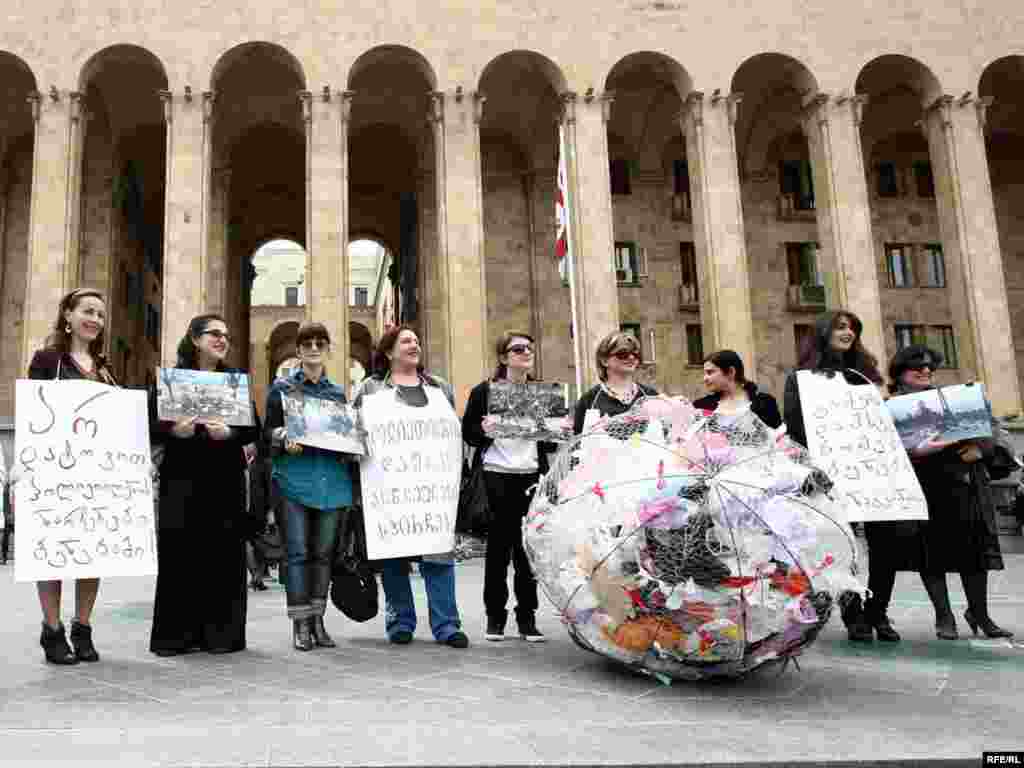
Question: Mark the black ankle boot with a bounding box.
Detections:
[293,619,314,651]
[69,620,100,662]
[40,623,78,665]
[838,591,873,643]
[961,571,1014,639]
[310,616,336,648]
[964,609,1013,639]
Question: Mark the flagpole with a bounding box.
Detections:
[559,124,584,403]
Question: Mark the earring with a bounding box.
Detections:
[65,323,72,334]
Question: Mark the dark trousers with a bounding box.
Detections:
[863,565,897,621]
[283,498,340,620]
[482,471,539,625]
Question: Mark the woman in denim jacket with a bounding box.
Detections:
[265,322,357,651]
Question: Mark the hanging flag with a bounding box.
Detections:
[555,138,569,262]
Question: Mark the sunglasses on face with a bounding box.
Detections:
[610,349,639,361]
[907,364,934,373]
[201,330,232,344]
[506,344,533,355]
[299,338,329,351]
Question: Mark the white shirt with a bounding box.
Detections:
[483,438,539,473]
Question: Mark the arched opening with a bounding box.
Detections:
[347,46,439,370]
[267,320,301,386]
[209,42,306,387]
[478,51,566,383]
[979,56,1024,394]
[0,51,37,419]
[856,56,953,378]
[77,44,169,388]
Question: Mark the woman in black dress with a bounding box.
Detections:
[28,287,117,664]
[149,314,260,656]
[888,345,1012,639]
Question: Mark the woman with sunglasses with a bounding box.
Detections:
[888,345,1012,640]
[264,323,356,650]
[463,332,556,642]
[28,288,117,664]
[573,331,657,435]
[149,314,260,656]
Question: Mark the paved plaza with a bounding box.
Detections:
[2,543,1023,767]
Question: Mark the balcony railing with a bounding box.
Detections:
[679,283,699,311]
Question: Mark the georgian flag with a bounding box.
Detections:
[555,132,569,262]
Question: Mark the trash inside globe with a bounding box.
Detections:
[524,396,863,681]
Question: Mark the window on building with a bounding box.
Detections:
[885,244,914,288]
[895,323,958,369]
[614,241,639,285]
[913,161,935,198]
[877,162,900,198]
[685,324,704,366]
[921,244,946,288]
[354,286,369,306]
[794,323,814,363]
[780,158,815,210]
[673,160,689,195]
[786,242,821,286]
[285,286,299,306]
[610,158,631,195]
[619,323,642,360]
[679,242,698,304]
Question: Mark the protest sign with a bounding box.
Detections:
[14,379,157,582]
[156,367,253,427]
[887,382,991,451]
[358,386,462,559]
[282,392,364,455]
[487,380,572,441]
[797,370,927,523]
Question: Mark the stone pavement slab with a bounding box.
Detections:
[1,547,1022,767]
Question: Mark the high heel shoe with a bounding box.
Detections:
[964,609,1014,639]
[40,622,78,665]
[935,615,958,640]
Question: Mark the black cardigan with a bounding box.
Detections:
[572,383,658,435]
[692,385,782,429]
[28,348,117,384]
[462,379,555,475]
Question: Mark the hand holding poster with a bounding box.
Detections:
[282,393,364,455]
[14,379,157,582]
[797,370,927,523]
[155,367,254,427]
[486,380,573,442]
[886,382,992,451]
[358,386,462,559]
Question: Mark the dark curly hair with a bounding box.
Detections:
[176,313,228,370]
[797,310,882,384]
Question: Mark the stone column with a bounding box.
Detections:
[680,91,756,372]
[302,88,351,391]
[561,91,620,388]
[431,89,487,410]
[802,92,886,359]
[159,88,210,366]
[206,167,231,316]
[22,88,78,365]
[924,94,1021,415]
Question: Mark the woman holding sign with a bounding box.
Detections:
[573,331,658,435]
[463,331,556,643]
[888,345,1012,639]
[148,314,260,656]
[353,325,469,649]
[28,287,117,665]
[782,310,892,644]
[264,322,356,651]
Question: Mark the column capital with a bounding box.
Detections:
[341,90,355,122]
[559,91,577,125]
[834,92,869,126]
[800,91,832,129]
[427,90,444,124]
[157,89,172,123]
[26,90,41,121]
[68,91,83,123]
[925,94,955,128]
[679,90,704,128]
[297,90,312,123]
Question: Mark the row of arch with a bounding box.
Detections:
[3,44,1023,108]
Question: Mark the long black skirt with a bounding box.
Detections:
[150,526,248,654]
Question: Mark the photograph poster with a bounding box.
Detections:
[282,392,364,455]
[487,380,572,442]
[155,368,254,427]
[886,382,992,451]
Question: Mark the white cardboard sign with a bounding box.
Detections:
[14,380,157,582]
[797,370,928,522]
[358,386,462,559]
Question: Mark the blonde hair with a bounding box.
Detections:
[595,331,640,381]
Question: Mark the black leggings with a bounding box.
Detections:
[482,471,539,624]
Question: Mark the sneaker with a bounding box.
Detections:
[485,618,505,642]
[389,630,413,645]
[444,631,469,649]
[518,620,546,643]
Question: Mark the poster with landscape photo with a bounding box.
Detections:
[886,382,992,451]
[155,368,254,427]
[282,392,364,455]
[487,380,572,442]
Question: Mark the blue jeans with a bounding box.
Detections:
[283,498,340,620]
[380,559,461,641]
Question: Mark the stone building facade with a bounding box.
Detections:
[1,1,1023,419]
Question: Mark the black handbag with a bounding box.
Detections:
[455,455,490,537]
[330,506,378,622]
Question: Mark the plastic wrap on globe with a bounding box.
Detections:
[524,396,864,680]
